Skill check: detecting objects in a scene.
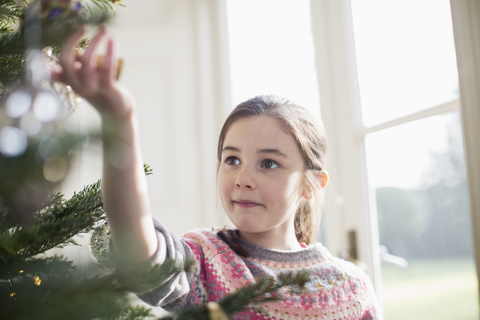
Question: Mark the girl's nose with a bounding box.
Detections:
[235,166,256,189]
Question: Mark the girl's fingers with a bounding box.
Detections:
[99,38,115,87]
[79,26,107,83]
[58,26,85,88]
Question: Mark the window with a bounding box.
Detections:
[365,112,477,319]
[352,0,459,127]
[310,0,480,318]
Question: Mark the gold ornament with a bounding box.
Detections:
[33,275,41,286]
[96,55,124,80]
[207,302,228,320]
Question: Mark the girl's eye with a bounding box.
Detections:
[262,159,279,169]
[225,156,240,165]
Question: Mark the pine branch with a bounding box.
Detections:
[80,0,125,16]
[0,179,105,265]
[161,271,311,320]
[0,258,189,319]
[46,35,90,63]
[0,208,19,231]
[0,0,122,89]
[88,0,121,14]
[0,0,22,23]
[0,3,86,56]
[111,306,153,320]
[1,273,131,320]
[35,276,132,320]
[0,0,22,36]
[144,163,153,176]
[0,27,23,55]
[0,53,22,89]
[0,254,76,280]
[0,162,153,266]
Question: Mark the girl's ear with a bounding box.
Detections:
[320,170,329,188]
[302,171,329,200]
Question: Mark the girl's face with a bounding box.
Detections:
[218,116,308,237]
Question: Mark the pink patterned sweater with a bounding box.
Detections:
[135,219,380,320]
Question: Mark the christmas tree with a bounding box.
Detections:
[0,1,309,319]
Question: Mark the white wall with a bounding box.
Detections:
[110,0,205,235]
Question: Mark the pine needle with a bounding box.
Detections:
[161,271,311,320]
[0,179,105,265]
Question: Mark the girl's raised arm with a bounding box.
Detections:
[54,27,158,265]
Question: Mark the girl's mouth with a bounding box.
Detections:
[233,199,261,208]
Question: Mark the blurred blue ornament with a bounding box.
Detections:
[0,50,67,158]
[0,49,79,216]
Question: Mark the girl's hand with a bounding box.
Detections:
[53,26,135,121]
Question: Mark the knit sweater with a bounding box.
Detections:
[133,219,380,320]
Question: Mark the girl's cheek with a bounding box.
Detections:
[218,171,232,191]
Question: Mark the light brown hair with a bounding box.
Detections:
[217,95,327,254]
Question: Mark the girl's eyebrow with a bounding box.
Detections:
[259,148,288,158]
[222,146,288,159]
[222,146,240,152]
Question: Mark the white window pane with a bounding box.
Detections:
[351,0,459,127]
[365,112,478,319]
[226,0,320,119]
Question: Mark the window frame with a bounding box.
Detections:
[309,0,480,314]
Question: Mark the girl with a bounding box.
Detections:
[54,27,380,319]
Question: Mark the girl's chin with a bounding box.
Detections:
[229,217,266,234]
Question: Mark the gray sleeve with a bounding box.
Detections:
[112,217,196,308]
